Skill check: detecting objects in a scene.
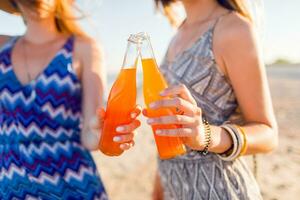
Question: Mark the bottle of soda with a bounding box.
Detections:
[99,35,139,156]
[137,32,186,159]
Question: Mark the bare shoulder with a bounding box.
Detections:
[216,12,256,46]
[0,35,12,47]
[213,12,261,75]
[74,35,103,61]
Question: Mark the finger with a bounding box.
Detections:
[131,105,142,119]
[149,97,200,116]
[155,128,195,137]
[160,84,197,105]
[147,115,196,125]
[116,120,141,133]
[113,133,134,143]
[120,141,135,150]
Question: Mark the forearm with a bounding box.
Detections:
[239,123,278,154]
[208,123,278,155]
[81,125,100,151]
[80,100,102,151]
[152,171,164,200]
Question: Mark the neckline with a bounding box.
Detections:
[165,26,213,64]
[164,11,232,65]
[8,36,72,88]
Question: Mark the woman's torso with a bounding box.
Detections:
[0,36,107,200]
[158,16,262,200]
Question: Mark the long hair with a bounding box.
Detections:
[155,0,252,26]
[15,0,85,36]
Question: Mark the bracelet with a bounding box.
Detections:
[201,118,211,155]
[227,124,243,159]
[218,125,239,161]
[236,125,247,156]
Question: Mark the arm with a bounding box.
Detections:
[75,36,106,150]
[76,36,141,152]
[0,35,11,47]
[143,15,278,155]
[152,171,164,200]
[214,14,278,154]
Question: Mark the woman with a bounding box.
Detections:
[144,0,278,199]
[0,0,140,199]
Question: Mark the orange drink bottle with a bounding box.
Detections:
[99,35,138,156]
[138,32,186,159]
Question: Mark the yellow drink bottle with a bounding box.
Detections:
[138,32,186,159]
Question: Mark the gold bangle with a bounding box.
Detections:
[236,125,247,156]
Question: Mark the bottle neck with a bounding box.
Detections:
[139,36,160,73]
[138,34,155,60]
[122,40,139,69]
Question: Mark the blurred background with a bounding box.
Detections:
[1,0,299,199]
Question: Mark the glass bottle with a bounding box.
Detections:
[99,35,139,156]
[137,32,186,159]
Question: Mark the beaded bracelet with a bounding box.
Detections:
[201,118,212,155]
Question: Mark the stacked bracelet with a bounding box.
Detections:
[201,118,211,155]
[217,124,247,161]
[236,125,247,156]
[218,125,239,161]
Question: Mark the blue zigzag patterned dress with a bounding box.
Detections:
[0,36,108,200]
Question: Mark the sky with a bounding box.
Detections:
[0,0,299,74]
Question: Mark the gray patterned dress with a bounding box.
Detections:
[158,18,263,200]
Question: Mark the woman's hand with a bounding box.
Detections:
[84,105,142,152]
[111,105,142,150]
[143,84,206,151]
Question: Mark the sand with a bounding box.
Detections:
[92,65,300,200]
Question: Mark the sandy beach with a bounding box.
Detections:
[92,65,300,200]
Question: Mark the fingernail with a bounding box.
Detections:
[113,136,121,142]
[156,130,162,135]
[149,103,156,108]
[131,113,137,118]
[116,126,125,132]
[147,119,154,124]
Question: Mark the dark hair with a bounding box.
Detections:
[155,0,251,26]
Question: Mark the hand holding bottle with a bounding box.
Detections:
[143,84,207,151]
[85,106,141,152]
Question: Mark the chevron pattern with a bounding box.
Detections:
[159,20,262,199]
[0,37,107,199]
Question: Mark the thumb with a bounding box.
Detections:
[97,108,106,121]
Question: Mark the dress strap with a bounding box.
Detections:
[211,10,233,32]
[62,35,75,54]
[0,36,19,53]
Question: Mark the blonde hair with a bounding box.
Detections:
[16,0,86,36]
[155,0,252,26]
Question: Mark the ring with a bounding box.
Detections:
[175,107,185,115]
[130,140,135,147]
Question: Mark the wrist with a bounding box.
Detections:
[208,125,233,154]
[81,127,100,151]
